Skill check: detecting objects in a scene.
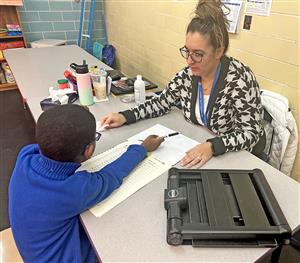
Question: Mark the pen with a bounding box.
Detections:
[163,132,179,139]
[137,132,179,142]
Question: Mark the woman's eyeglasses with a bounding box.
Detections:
[95,132,101,141]
[179,47,204,63]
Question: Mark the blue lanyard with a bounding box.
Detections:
[198,63,221,126]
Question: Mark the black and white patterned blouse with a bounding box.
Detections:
[121,56,264,156]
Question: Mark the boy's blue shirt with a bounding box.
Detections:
[9,143,147,263]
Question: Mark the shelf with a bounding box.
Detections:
[0,82,17,91]
[0,2,24,93]
[0,5,27,48]
[0,35,23,39]
[0,1,23,6]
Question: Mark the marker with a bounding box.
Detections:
[163,132,179,139]
[99,124,109,132]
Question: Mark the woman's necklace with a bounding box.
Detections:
[201,81,213,95]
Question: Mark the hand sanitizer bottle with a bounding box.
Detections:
[134,75,145,104]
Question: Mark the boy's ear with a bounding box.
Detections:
[83,143,95,160]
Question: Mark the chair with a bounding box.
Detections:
[92,42,103,60]
[260,89,298,177]
[260,108,275,162]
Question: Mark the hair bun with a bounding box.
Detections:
[194,0,229,25]
[195,0,225,20]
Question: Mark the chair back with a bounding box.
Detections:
[92,42,103,60]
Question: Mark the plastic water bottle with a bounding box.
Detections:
[100,68,107,95]
[70,60,94,106]
[134,75,145,104]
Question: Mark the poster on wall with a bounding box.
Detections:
[222,0,243,34]
[245,0,273,16]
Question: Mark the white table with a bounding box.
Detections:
[5,45,112,121]
[5,45,300,263]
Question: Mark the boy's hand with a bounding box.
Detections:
[141,135,164,152]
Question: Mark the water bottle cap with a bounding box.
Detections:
[57,79,68,84]
[70,60,89,74]
[136,75,142,80]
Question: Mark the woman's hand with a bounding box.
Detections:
[100,113,127,128]
[180,142,213,168]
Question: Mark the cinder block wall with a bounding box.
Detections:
[105,0,300,181]
[18,0,105,50]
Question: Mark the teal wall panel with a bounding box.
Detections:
[30,22,53,32]
[24,1,50,11]
[49,1,72,11]
[18,0,105,52]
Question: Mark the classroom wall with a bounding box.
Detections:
[17,0,105,50]
[105,0,300,181]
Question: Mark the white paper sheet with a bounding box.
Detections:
[127,124,199,165]
[223,0,243,33]
[78,142,170,218]
[245,0,272,16]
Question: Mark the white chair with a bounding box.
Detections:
[260,89,298,177]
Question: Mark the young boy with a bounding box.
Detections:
[9,104,163,263]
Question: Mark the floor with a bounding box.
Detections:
[0,90,299,262]
[0,90,35,231]
[0,89,35,262]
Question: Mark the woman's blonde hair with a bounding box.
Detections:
[187,0,230,54]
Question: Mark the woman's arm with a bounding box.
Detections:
[120,70,185,124]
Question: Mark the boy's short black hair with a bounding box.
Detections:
[36,104,96,162]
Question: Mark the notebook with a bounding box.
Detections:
[78,142,170,217]
[111,77,157,95]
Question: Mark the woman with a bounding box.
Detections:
[101,0,265,167]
